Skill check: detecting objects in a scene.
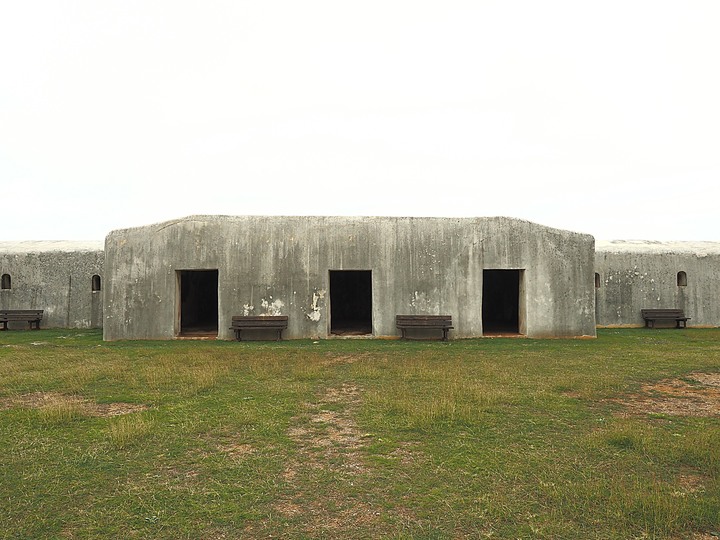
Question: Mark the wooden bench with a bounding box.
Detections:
[396,315,453,341]
[0,310,44,330]
[230,316,288,341]
[641,309,690,329]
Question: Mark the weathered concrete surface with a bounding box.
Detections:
[595,240,720,327]
[0,241,104,329]
[103,215,596,340]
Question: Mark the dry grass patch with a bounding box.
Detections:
[615,373,720,417]
[107,413,154,449]
[0,391,149,417]
[141,358,229,395]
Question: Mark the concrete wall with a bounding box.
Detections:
[0,242,104,329]
[595,241,720,327]
[103,215,596,340]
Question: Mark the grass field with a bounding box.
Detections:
[1,329,719,539]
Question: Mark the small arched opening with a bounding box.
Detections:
[677,271,687,287]
[1,274,10,290]
[595,273,601,288]
[91,274,102,292]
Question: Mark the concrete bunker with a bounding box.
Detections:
[329,270,372,336]
[102,216,597,340]
[594,241,720,327]
[177,269,219,337]
[0,241,104,329]
[482,269,525,335]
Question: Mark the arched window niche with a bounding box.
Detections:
[1,274,10,290]
[91,274,102,292]
[677,271,687,287]
[595,273,601,288]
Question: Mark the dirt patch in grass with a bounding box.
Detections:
[615,373,720,417]
[197,429,260,464]
[253,380,390,535]
[675,470,707,496]
[320,352,370,366]
[388,441,425,466]
[216,442,255,460]
[0,392,149,417]
[89,401,149,417]
[137,465,202,493]
[284,382,368,476]
[272,497,383,531]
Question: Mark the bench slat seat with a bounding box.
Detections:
[230,316,288,341]
[641,309,690,329]
[0,310,44,330]
[396,315,453,341]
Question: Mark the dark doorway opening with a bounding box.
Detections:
[483,269,522,335]
[330,270,372,336]
[178,270,218,336]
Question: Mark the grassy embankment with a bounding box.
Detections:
[1,328,719,539]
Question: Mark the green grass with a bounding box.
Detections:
[1,328,719,539]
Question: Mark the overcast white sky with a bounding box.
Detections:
[2,1,719,242]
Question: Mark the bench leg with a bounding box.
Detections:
[442,329,448,341]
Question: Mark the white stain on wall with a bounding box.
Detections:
[260,297,285,315]
[305,289,326,322]
[409,290,438,313]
